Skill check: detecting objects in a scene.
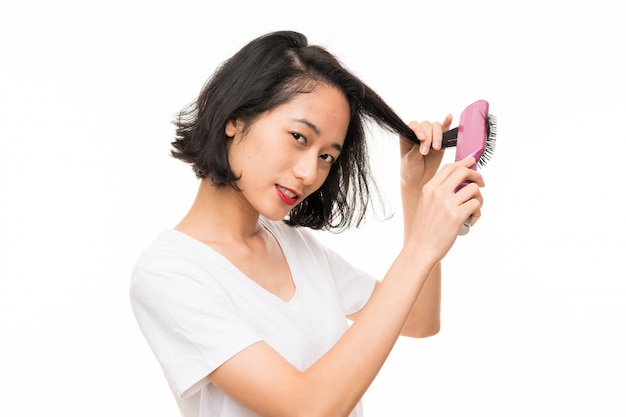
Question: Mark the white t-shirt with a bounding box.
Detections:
[130,218,377,417]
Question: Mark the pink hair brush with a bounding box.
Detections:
[442,99,497,235]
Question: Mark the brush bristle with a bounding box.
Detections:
[477,113,497,168]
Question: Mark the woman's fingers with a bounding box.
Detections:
[407,114,453,155]
[426,156,482,190]
[454,181,483,225]
[431,114,453,152]
[423,157,484,228]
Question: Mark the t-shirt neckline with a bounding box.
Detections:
[165,219,300,305]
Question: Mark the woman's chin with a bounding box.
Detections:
[260,210,291,222]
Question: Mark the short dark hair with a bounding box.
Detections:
[171,31,419,231]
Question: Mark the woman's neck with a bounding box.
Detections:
[174,179,263,245]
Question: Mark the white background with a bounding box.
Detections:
[1,0,624,416]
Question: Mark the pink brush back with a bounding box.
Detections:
[454,99,489,170]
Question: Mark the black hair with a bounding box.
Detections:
[171,31,420,231]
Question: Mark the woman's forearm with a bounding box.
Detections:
[399,180,442,337]
[300,248,440,416]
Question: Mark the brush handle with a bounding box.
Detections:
[458,217,471,236]
[441,127,458,148]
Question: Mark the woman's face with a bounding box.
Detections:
[226,84,350,221]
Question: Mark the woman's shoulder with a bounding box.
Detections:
[132,229,227,286]
[138,229,208,263]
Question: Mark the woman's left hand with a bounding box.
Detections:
[400,114,453,188]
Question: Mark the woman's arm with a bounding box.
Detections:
[397,115,451,337]
[212,247,439,417]
[210,150,484,417]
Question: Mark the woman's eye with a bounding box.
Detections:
[291,132,306,144]
[320,154,336,164]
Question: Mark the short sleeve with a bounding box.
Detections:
[318,243,377,315]
[129,238,263,399]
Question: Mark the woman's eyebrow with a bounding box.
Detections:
[291,118,343,152]
[291,118,320,135]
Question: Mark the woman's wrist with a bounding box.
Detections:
[400,179,424,205]
[399,236,441,273]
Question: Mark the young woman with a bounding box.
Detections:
[130,31,484,417]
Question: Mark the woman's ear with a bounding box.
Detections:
[225,118,238,138]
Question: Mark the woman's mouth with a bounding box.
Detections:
[276,185,299,206]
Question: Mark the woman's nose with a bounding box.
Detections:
[293,152,318,185]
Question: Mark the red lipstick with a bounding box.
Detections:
[276,185,299,206]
